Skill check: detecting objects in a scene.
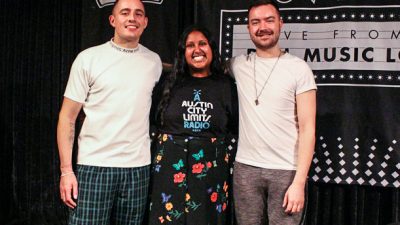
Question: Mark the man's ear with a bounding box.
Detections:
[109,15,115,28]
[143,17,148,29]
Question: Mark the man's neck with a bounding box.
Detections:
[256,46,282,58]
[113,37,139,49]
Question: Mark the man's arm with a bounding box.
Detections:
[283,89,316,213]
[57,97,83,208]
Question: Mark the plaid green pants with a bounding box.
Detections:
[68,165,150,225]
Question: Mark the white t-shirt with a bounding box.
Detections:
[230,52,317,170]
[64,40,162,167]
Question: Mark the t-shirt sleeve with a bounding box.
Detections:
[296,62,317,95]
[64,53,90,103]
[155,55,163,81]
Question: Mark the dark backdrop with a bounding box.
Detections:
[1,0,399,225]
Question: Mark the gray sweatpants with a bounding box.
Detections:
[233,162,305,225]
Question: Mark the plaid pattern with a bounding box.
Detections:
[69,165,150,225]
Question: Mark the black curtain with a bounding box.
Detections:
[306,183,399,225]
[0,0,399,225]
[0,0,81,224]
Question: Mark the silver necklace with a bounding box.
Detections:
[253,52,282,105]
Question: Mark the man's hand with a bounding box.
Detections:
[282,182,305,214]
[60,173,78,208]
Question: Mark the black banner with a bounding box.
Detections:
[196,0,400,187]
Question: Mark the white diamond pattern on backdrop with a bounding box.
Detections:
[369,179,377,185]
[393,181,400,188]
[369,153,375,159]
[326,159,332,165]
[310,136,399,187]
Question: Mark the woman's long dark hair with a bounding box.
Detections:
[156,25,224,126]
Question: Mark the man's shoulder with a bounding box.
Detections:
[231,53,251,64]
[281,53,312,70]
[76,42,109,59]
[283,52,308,65]
[229,53,253,73]
[138,44,161,61]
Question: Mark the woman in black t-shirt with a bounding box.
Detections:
[148,25,238,225]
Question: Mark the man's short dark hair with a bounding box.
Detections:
[111,0,120,15]
[248,0,280,16]
[111,0,145,15]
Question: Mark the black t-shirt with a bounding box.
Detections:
[158,75,238,138]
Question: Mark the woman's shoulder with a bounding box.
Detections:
[217,74,236,89]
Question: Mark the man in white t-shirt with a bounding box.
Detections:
[57,0,162,224]
[229,0,317,224]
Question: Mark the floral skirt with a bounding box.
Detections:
[148,134,231,225]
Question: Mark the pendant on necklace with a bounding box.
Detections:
[255,99,259,105]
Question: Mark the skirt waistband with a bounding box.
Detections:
[158,133,226,142]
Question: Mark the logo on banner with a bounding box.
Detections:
[220,5,400,87]
[96,0,163,8]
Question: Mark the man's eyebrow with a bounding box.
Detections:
[118,8,145,14]
[119,8,130,12]
[134,9,145,14]
[250,15,276,21]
